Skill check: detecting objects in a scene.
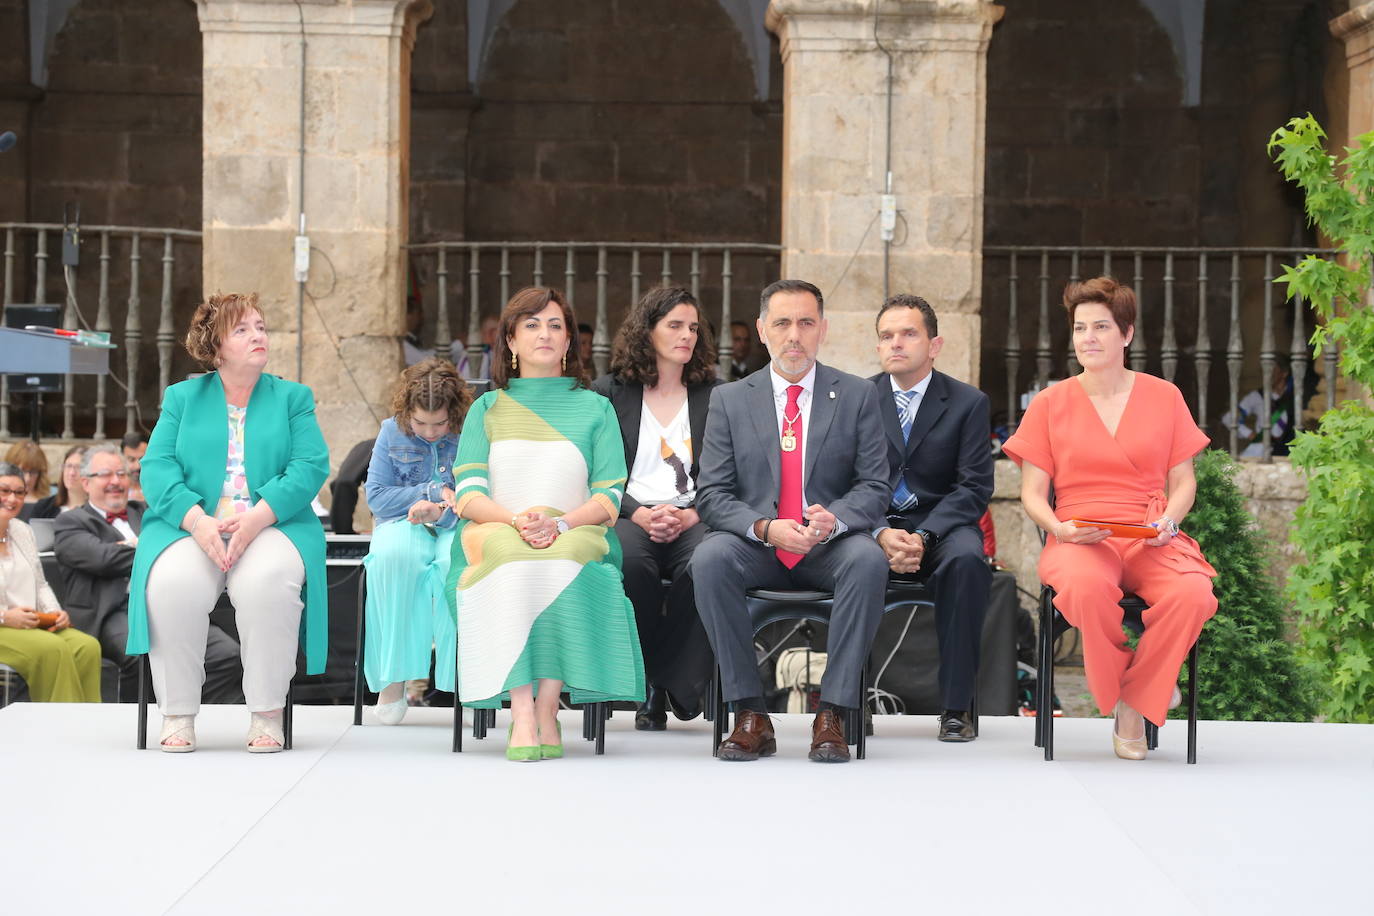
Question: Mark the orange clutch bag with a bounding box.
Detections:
[34,611,60,629]
[1069,518,1158,539]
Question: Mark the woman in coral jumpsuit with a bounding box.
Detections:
[1003,276,1217,760]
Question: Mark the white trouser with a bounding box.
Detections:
[146,527,304,715]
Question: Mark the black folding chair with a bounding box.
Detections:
[709,588,869,759]
[1034,586,1200,762]
[136,653,294,750]
[881,576,980,735]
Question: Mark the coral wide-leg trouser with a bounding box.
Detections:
[1040,536,1217,726]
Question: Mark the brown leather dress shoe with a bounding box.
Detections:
[717,709,776,761]
[808,709,851,763]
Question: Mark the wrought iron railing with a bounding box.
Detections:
[404,241,784,378]
[983,246,1345,460]
[1,223,203,440]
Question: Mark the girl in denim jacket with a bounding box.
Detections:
[363,358,473,724]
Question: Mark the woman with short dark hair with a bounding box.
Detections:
[1004,276,1217,760]
[592,286,719,729]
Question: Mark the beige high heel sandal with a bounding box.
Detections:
[246,711,285,753]
[159,715,196,753]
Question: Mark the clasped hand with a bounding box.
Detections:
[192,506,271,571]
[514,510,559,550]
[633,505,701,543]
[768,504,837,556]
[2,605,69,631]
[877,528,925,574]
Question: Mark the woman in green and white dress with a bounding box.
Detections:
[448,286,645,761]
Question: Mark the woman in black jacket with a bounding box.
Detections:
[592,286,720,729]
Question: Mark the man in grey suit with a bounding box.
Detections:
[693,279,891,763]
[52,444,242,701]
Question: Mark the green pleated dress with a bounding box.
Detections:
[446,377,646,708]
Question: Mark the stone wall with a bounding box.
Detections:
[404,0,783,350]
[979,0,1342,435]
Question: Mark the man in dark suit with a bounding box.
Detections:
[693,279,891,763]
[52,443,242,701]
[727,319,768,380]
[872,294,994,741]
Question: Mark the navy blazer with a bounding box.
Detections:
[870,369,993,538]
[591,372,719,518]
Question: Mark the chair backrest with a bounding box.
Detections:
[29,517,55,551]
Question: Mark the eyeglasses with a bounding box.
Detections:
[0,486,28,499]
[85,470,130,481]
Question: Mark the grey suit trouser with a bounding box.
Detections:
[692,530,888,708]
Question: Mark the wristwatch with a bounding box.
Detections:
[914,528,937,548]
[1156,516,1179,537]
[554,518,570,536]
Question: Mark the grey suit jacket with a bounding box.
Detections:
[696,362,891,536]
[52,502,142,637]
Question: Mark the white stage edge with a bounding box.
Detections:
[3,703,1370,915]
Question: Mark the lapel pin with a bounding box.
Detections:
[829,391,836,399]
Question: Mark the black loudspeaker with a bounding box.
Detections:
[4,304,64,393]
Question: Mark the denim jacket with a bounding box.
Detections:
[365,417,460,528]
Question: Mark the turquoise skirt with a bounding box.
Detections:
[362,520,456,692]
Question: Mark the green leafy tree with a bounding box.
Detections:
[1181,450,1316,721]
[1268,114,1374,722]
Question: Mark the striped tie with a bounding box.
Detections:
[891,389,919,511]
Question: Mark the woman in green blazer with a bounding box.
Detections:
[128,293,329,753]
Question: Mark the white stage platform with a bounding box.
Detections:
[3,703,1370,915]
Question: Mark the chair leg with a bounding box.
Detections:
[283,685,294,750]
[595,701,606,755]
[855,665,867,760]
[970,688,980,738]
[452,640,462,753]
[712,669,725,757]
[473,706,488,740]
[1187,639,1199,764]
[136,653,150,750]
[353,567,367,727]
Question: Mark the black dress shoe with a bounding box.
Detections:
[664,689,702,722]
[634,686,667,731]
[937,709,976,743]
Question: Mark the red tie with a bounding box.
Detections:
[777,384,804,569]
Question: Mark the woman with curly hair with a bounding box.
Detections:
[127,293,329,752]
[592,286,720,730]
[449,286,644,760]
[362,357,472,724]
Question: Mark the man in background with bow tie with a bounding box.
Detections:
[872,294,994,742]
[693,279,890,763]
[53,444,242,701]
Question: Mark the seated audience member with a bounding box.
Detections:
[6,440,51,512]
[448,287,644,762]
[121,431,149,504]
[328,438,376,535]
[53,444,242,702]
[727,319,768,381]
[0,460,102,702]
[578,321,595,368]
[448,314,500,381]
[26,445,87,519]
[362,357,472,724]
[1003,276,1217,760]
[692,280,890,763]
[128,292,329,753]
[592,287,719,730]
[1220,359,1302,458]
[871,295,994,742]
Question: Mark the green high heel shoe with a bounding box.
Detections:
[506,723,541,762]
[539,720,563,759]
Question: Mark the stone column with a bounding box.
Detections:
[196,0,432,469]
[1332,2,1374,144]
[766,0,1002,383]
